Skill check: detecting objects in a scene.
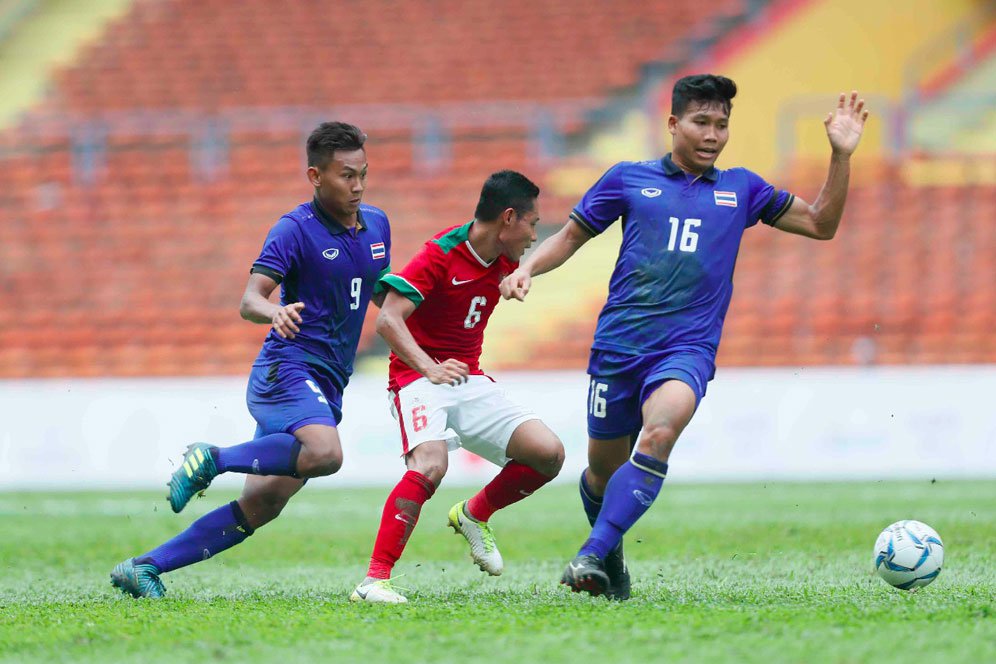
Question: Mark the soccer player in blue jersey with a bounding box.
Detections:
[110,121,392,598]
[501,75,869,599]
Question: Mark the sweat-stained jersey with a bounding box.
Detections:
[251,198,391,390]
[571,153,794,359]
[379,221,517,391]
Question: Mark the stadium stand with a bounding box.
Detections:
[1,0,993,378]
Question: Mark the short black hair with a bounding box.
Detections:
[671,74,737,117]
[474,170,540,221]
[307,121,366,169]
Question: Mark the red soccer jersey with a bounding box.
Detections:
[379,222,517,390]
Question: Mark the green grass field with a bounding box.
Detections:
[1,480,993,663]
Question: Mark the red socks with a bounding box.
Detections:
[466,461,553,522]
[366,470,435,579]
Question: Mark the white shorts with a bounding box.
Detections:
[390,375,538,467]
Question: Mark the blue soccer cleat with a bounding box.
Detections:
[110,558,165,599]
[604,541,631,601]
[167,443,218,513]
[561,553,610,597]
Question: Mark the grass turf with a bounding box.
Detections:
[0,480,993,663]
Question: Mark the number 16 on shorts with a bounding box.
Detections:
[589,379,608,418]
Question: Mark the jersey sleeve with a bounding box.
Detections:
[251,216,299,283]
[744,169,795,228]
[569,162,628,236]
[378,242,444,307]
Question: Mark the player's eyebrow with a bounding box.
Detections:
[341,164,368,174]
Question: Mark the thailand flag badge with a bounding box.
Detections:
[714,191,738,207]
[370,242,386,259]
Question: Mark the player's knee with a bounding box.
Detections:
[407,446,448,487]
[638,421,679,460]
[312,448,344,476]
[298,443,343,477]
[536,439,565,477]
[413,460,447,487]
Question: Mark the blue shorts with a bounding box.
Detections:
[246,360,343,437]
[586,347,714,440]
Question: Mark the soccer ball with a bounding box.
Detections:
[873,520,944,590]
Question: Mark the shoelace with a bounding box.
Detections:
[367,574,411,595]
[478,523,497,553]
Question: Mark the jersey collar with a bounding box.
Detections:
[311,196,365,235]
[661,153,719,182]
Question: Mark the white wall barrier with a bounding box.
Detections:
[1,367,994,489]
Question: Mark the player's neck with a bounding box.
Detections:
[467,220,500,264]
[669,151,708,178]
[314,194,357,228]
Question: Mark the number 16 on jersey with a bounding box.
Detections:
[589,379,607,418]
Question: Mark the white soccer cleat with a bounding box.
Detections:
[447,500,504,576]
[349,578,408,604]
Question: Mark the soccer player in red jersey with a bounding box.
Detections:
[351,171,565,603]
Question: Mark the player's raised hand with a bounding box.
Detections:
[825,91,869,156]
[425,358,470,386]
[272,302,305,339]
[500,269,531,301]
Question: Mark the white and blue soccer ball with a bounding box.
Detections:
[873,520,944,590]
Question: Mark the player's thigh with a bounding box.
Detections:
[453,377,540,468]
[586,371,643,441]
[246,362,342,436]
[238,473,307,529]
[505,419,565,477]
[391,378,460,456]
[636,379,698,460]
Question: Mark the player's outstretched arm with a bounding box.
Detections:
[376,290,469,386]
[500,219,592,301]
[773,91,869,240]
[240,272,305,339]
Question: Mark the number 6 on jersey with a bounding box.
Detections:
[464,296,486,329]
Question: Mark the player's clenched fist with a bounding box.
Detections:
[272,302,305,339]
[500,269,531,301]
[425,358,470,386]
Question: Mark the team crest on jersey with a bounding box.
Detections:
[370,242,386,259]
[322,248,339,260]
[714,191,738,207]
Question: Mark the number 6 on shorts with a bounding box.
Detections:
[411,405,427,432]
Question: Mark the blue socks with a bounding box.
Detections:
[137,501,254,573]
[579,453,668,560]
[212,433,301,477]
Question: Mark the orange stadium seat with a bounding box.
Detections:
[2,1,992,377]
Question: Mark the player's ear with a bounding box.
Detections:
[307,165,321,188]
[502,207,516,226]
[667,114,679,136]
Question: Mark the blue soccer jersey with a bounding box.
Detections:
[250,198,391,390]
[571,154,793,359]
